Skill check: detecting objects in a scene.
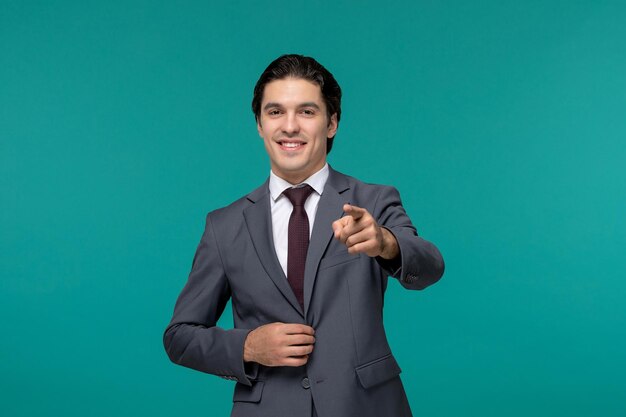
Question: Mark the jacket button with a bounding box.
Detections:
[301,377,310,389]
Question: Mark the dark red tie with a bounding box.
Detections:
[283,185,314,309]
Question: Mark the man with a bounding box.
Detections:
[163,54,444,417]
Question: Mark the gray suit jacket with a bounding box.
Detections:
[163,166,444,417]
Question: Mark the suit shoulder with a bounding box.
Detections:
[327,170,403,219]
[336,171,400,199]
[203,182,266,223]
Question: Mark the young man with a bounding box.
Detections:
[164,54,444,417]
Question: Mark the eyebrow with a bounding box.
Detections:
[263,102,322,111]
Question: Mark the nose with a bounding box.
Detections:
[281,112,300,136]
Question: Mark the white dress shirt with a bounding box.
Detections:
[268,163,329,278]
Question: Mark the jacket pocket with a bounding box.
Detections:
[233,381,265,403]
[319,251,360,270]
[355,354,402,389]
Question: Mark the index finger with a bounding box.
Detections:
[343,204,366,220]
[282,323,315,335]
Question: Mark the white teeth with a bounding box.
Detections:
[282,142,303,148]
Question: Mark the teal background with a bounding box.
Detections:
[2,1,625,416]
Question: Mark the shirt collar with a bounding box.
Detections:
[269,163,329,202]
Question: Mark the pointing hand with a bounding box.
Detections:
[331,204,399,259]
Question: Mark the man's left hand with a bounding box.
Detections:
[332,204,399,260]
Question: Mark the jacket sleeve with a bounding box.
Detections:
[373,186,445,290]
[163,213,255,386]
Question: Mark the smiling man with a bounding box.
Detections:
[258,77,335,184]
[164,54,445,417]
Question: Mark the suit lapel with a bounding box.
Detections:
[243,181,304,317]
[303,167,351,317]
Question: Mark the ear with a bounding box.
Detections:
[256,117,263,138]
[327,113,338,137]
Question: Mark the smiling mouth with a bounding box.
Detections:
[277,141,306,151]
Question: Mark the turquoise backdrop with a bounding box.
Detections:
[2,1,625,416]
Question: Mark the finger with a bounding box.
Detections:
[280,355,309,367]
[332,219,345,239]
[343,204,367,220]
[337,220,367,245]
[282,323,315,335]
[285,344,314,357]
[345,228,375,249]
[347,239,378,255]
[285,334,316,346]
[332,216,353,234]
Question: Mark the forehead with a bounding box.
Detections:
[261,77,324,105]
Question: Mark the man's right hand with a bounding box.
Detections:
[243,322,315,367]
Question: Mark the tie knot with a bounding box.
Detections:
[283,184,314,207]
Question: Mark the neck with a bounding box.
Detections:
[272,163,326,185]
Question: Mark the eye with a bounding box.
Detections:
[267,109,282,116]
[300,108,316,116]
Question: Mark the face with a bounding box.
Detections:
[257,77,338,185]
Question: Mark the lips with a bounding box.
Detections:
[277,140,306,151]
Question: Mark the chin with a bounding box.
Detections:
[275,159,306,172]
[278,166,306,177]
